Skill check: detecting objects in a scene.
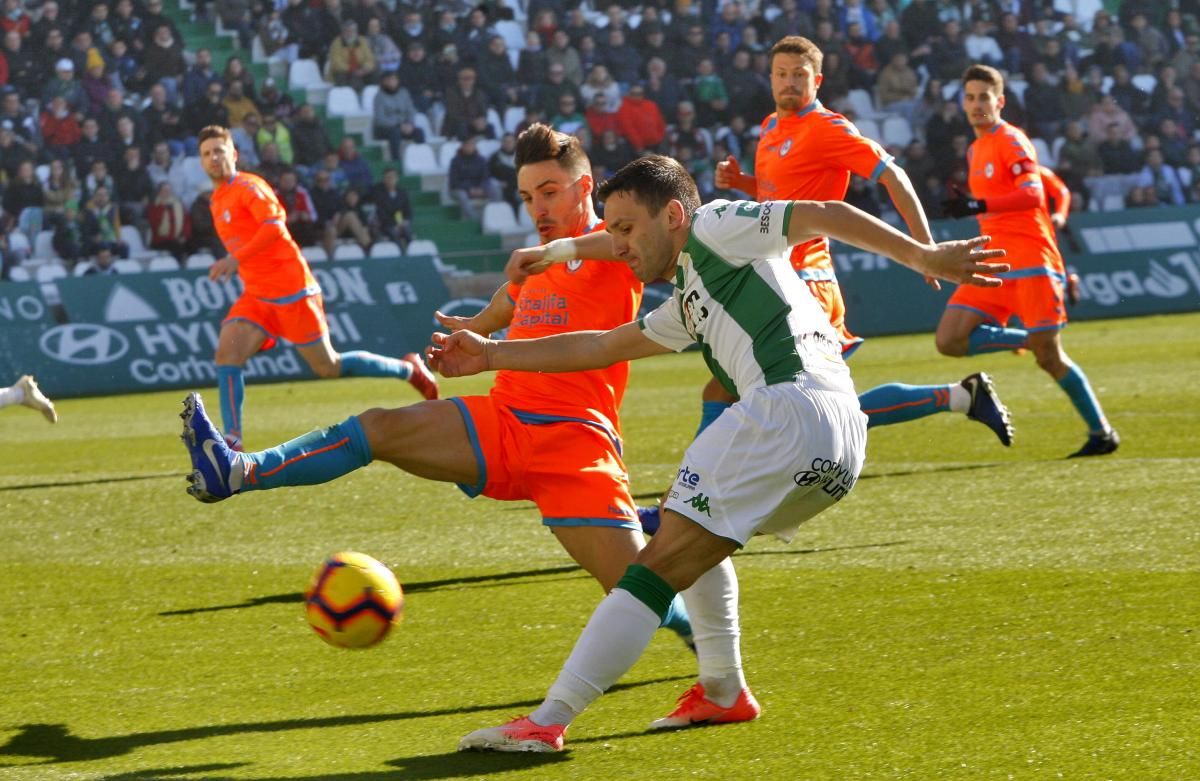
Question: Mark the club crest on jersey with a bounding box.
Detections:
[566,258,583,272]
[984,163,994,178]
[222,209,232,223]
[779,139,793,157]
[1012,162,1022,175]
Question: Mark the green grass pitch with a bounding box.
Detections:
[1,313,1197,780]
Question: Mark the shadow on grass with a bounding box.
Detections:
[0,472,179,492]
[0,675,686,768]
[159,565,588,617]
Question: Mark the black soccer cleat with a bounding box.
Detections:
[1068,429,1120,458]
[962,372,1013,447]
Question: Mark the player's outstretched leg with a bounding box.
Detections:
[856,374,1013,445]
[966,324,1029,355]
[11,375,58,423]
[338,350,439,400]
[215,365,245,449]
[457,717,566,753]
[181,393,244,503]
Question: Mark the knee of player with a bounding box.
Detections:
[934,332,968,357]
[311,361,341,379]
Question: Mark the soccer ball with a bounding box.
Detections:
[304,552,404,649]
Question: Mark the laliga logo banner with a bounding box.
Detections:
[0,258,449,399]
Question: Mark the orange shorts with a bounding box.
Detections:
[224,293,328,348]
[947,271,1067,332]
[451,395,639,529]
[805,279,864,358]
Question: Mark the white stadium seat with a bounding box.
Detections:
[34,230,58,260]
[146,255,180,271]
[481,201,518,235]
[326,86,365,118]
[403,143,444,176]
[184,253,215,269]
[113,259,145,274]
[437,140,462,171]
[881,116,914,148]
[369,241,402,258]
[302,246,328,263]
[35,262,67,282]
[333,244,366,261]
[288,58,329,90]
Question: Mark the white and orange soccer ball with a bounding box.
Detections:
[304,552,404,649]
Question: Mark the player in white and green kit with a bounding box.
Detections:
[432,156,1008,753]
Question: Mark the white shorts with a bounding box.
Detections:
[663,376,868,546]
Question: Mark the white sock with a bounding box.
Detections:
[0,384,22,408]
[948,383,971,413]
[530,589,661,727]
[681,557,746,707]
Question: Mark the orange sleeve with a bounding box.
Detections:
[1039,165,1070,221]
[824,119,893,181]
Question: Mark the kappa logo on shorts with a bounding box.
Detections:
[686,493,712,516]
[793,457,857,501]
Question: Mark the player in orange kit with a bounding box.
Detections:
[938,66,1117,457]
[180,124,697,649]
[1038,165,1081,305]
[197,125,437,450]
[706,37,1013,442]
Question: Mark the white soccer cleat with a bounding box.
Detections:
[17,375,57,423]
[458,716,566,752]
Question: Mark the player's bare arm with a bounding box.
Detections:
[430,320,669,378]
[714,154,757,196]
[504,231,618,284]
[878,162,941,290]
[434,284,515,337]
[785,200,1008,286]
[209,256,238,282]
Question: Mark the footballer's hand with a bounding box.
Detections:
[1050,212,1067,229]
[918,235,1009,287]
[505,246,551,285]
[428,330,493,377]
[434,309,483,335]
[714,155,741,190]
[209,256,238,282]
[941,188,987,219]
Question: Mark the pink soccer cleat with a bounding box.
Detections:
[404,352,439,400]
[457,716,566,752]
[648,682,761,731]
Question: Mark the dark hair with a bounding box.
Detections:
[596,155,700,218]
[768,35,823,73]
[961,63,1004,92]
[514,122,589,176]
[197,125,232,146]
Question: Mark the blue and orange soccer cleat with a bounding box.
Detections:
[648,682,761,731]
[404,352,439,400]
[1068,428,1120,458]
[962,372,1013,447]
[458,716,566,752]
[180,393,242,503]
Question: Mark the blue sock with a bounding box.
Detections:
[215,365,244,442]
[859,383,954,429]
[1057,363,1109,434]
[697,401,732,438]
[967,324,1028,355]
[661,593,693,641]
[241,416,373,491]
[339,351,412,379]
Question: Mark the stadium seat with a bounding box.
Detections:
[33,230,58,261]
[1007,79,1028,104]
[403,143,443,176]
[855,118,881,143]
[1131,73,1156,93]
[481,201,519,234]
[437,140,462,171]
[1101,75,1114,94]
[941,82,960,102]
[845,88,885,120]
[427,102,446,137]
[113,259,145,274]
[184,253,215,269]
[72,260,95,276]
[7,229,31,260]
[1031,137,1054,166]
[494,19,525,53]
[881,116,914,148]
[369,241,403,258]
[146,255,180,271]
[35,164,50,185]
[1102,194,1125,211]
[517,205,533,231]
[333,244,366,261]
[120,225,154,259]
[486,108,503,139]
[35,262,67,282]
[7,265,31,282]
[326,86,365,118]
[412,112,437,143]
[289,59,330,91]
[503,106,526,135]
[302,246,328,263]
[476,138,501,159]
[405,238,440,258]
[361,84,379,115]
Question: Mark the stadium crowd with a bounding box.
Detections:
[1,0,1199,278]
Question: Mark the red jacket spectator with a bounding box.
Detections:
[615,86,665,153]
[585,98,620,140]
[40,99,81,149]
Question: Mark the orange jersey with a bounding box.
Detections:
[966,121,1062,273]
[210,171,317,299]
[490,221,643,432]
[755,100,893,274]
[1039,165,1069,274]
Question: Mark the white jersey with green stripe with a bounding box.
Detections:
[638,199,855,398]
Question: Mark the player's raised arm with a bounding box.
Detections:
[504,231,619,284]
[429,320,670,378]
[434,283,516,337]
[785,200,1009,287]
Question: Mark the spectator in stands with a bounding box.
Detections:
[600,27,641,89]
[142,83,186,157]
[665,101,709,161]
[282,105,326,175]
[1,0,30,38]
[83,159,116,206]
[327,186,372,254]
[1023,62,1067,140]
[313,0,347,60]
[691,58,729,127]
[3,160,44,238]
[146,181,189,261]
[314,150,348,191]
[326,20,376,89]
[182,48,220,108]
[146,141,174,187]
[52,199,85,266]
[230,112,260,168]
[110,0,143,50]
[1156,117,1189,167]
[337,136,372,191]
[256,112,293,165]
[456,6,495,63]
[222,80,259,130]
[0,127,35,185]
[110,115,145,164]
[536,61,581,119]
[1059,64,1098,123]
[141,23,186,102]
[1057,121,1103,177]
[478,35,520,111]
[442,66,492,141]
[1087,95,1138,148]
[255,142,287,188]
[674,23,709,82]
[0,92,32,147]
[184,82,230,140]
[545,29,582,87]
[371,71,423,161]
[256,77,293,122]
[40,96,81,160]
[42,58,85,117]
[187,188,222,256]
[486,133,518,210]
[43,158,80,225]
[366,17,400,74]
[1129,12,1170,69]
[643,56,682,121]
[964,18,1003,67]
[257,9,294,63]
[590,127,634,180]
[115,145,153,225]
[309,167,341,240]
[225,55,259,100]
[1184,145,1200,202]
[81,185,128,260]
[282,0,325,61]
[613,82,664,155]
[448,136,500,221]
[72,117,110,180]
[1154,86,1195,139]
[875,50,919,120]
[517,28,548,89]
[549,92,584,134]
[579,64,620,114]
[276,168,320,247]
[1125,184,1160,209]
[1137,148,1185,206]
[560,7,595,51]
[367,166,412,251]
[583,92,622,146]
[770,0,813,43]
[398,41,438,113]
[1096,122,1141,175]
[394,10,427,54]
[1171,33,1200,75]
[3,31,37,97]
[107,38,139,92]
[140,0,181,49]
[724,49,772,122]
[842,21,877,89]
[37,29,72,86]
[81,60,112,115]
